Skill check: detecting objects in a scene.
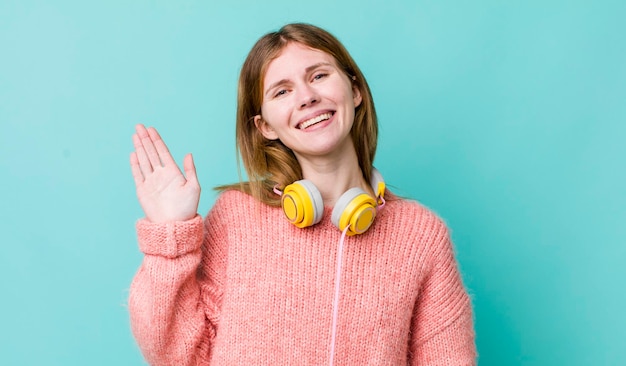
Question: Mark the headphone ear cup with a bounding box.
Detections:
[331,188,377,236]
[282,180,324,228]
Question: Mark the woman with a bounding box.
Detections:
[129,23,477,365]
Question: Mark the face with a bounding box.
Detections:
[255,42,362,161]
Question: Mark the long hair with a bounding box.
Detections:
[217,23,378,206]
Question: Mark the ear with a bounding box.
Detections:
[352,83,362,108]
[254,115,278,140]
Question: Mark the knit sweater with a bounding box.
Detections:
[129,189,477,365]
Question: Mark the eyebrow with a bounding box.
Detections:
[264,62,333,97]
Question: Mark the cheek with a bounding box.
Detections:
[262,103,290,126]
[338,82,357,105]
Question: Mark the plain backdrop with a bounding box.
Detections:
[1,1,624,365]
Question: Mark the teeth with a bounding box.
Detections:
[299,113,332,129]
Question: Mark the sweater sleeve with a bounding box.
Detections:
[128,210,226,366]
[408,224,477,365]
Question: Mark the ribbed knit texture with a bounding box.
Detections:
[129,190,477,365]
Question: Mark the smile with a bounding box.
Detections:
[298,112,334,130]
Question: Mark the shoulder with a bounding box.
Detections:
[383,193,449,230]
[213,189,258,208]
[375,193,464,279]
[208,189,259,217]
[376,192,451,246]
[206,189,279,226]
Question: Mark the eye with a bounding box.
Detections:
[274,89,288,98]
[312,73,328,81]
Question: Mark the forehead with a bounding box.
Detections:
[263,43,337,82]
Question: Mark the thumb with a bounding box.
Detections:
[183,153,199,185]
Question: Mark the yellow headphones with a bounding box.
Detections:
[280,169,386,236]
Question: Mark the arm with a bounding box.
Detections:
[408,226,477,365]
[127,124,215,365]
[128,216,213,365]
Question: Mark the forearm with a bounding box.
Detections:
[128,216,214,366]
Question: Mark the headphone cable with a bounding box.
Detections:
[329,225,350,366]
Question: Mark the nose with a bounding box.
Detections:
[298,85,319,109]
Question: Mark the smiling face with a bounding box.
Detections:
[255,42,362,162]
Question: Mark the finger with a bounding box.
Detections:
[133,132,153,174]
[129,152,145,184]
[136,124,162,169]
[146,127,176,167]
[183,153,199,186]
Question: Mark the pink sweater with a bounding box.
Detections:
[129,190,476,365]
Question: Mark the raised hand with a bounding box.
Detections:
[130,124,201,223]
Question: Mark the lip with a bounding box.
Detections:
[296,109,336,129]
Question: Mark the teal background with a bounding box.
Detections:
[1,0,624,364]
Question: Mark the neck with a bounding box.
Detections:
[295,147,371,207]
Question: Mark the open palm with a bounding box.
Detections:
[130,124,200,223]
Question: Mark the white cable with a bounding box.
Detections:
[329,226,350,366]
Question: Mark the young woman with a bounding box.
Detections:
[129,23,477,365]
